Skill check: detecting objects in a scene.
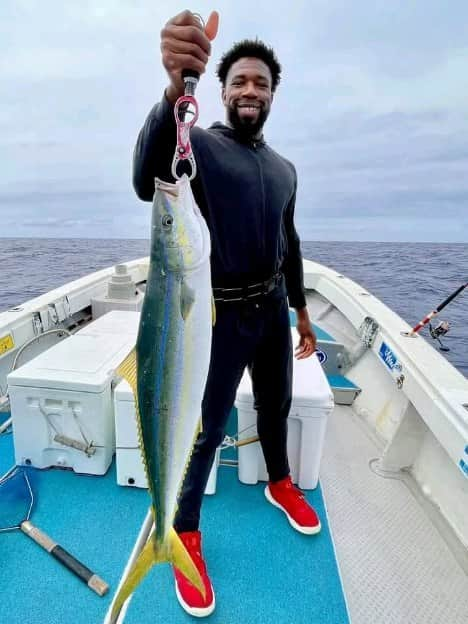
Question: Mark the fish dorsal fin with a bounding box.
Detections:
[180,280,195,320]
[116,348,137,397]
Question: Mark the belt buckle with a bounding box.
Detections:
[252,284,264,300]
[262,276,273,296]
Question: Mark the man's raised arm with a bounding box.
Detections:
[132,10,218,200]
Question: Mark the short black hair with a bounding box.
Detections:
[216,39,282,93]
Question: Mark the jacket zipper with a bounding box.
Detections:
[249,143,266,266]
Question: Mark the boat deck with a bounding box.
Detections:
[323,405,468,624]
[0,416,349,624]
[3,399,468,623]
[2,288,468,623]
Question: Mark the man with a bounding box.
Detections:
[133,10,320,617]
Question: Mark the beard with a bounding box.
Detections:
[227,104,269,140]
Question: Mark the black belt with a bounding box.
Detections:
[213,273,282,302]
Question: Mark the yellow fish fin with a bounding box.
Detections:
[116,347,138,398]
[115,348,152,493]
[211,295,216,326]
[168,528,205,598]
[110,536,156,623]
[110,529,205,622]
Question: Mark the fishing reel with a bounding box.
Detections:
[428,320,450,351]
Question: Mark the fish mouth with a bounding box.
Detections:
[155,178,180,196]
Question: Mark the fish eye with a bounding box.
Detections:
[162,214,173,228]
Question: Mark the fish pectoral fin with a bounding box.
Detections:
[110,536,156,623]
[211,295,216,326]
[168,528,206,600]
[180,281,196,320]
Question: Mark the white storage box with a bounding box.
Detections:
[114,379,219,494]
[78,309,140,338]
[236,347,334,490]
[8,330,136,475]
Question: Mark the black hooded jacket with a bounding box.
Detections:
[132,93,306,310]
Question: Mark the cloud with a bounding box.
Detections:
[1,0,467,241]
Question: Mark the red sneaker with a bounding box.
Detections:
[265,475,321,535]
[173,531,215,617]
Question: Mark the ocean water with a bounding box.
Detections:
[0,238,466,377]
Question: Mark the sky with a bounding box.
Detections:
[1,0,468,242]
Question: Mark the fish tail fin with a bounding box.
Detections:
[168,527,206,599]
[110,529,205,622]
[109,536,157,623]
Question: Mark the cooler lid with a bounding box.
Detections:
[236,350,334,410]
[78,310,140,339]
[7,334,135,393]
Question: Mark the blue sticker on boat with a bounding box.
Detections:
[379,342,402,372]
[315,348,327,365]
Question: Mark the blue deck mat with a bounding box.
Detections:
[0,431,349,624]
[326,375,359,389]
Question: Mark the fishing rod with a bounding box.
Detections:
[402,282,467,350]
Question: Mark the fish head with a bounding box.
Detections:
[153,175,210,272]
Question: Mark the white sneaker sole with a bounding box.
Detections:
[265,485,322,535]
[175,582,216,617]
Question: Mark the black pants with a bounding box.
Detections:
[173,293,292,533]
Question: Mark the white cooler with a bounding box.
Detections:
[114,379,219,494]
[235,347,334,490]
[8,332,136,475]
[77,309,140,339]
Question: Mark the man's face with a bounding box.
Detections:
[222,57,273,137]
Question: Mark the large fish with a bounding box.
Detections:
[110,174,213,620]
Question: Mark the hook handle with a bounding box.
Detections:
[181,69,199,96]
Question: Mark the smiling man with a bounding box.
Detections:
[133,10,319,617]
[220,53,272,139]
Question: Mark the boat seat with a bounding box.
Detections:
[289,310,361,405]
